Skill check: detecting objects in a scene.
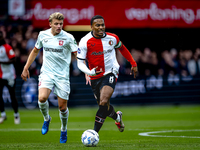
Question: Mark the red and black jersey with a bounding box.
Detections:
[77,32,122,80]
[0,44,16,79]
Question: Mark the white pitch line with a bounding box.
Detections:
[139,129,200,138]
[0,128,83,132]
[0,128,152,132]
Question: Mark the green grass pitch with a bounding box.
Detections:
[0,105,200,150]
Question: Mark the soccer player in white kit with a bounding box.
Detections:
[77,15,138,133]
[21,12,77,143]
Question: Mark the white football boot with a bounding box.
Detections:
[115,111,125,132]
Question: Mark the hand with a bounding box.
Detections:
[90,66,103,76]
[85,74,91,86]
[130,66,138,78]
[95,66,103,75]
[21,68,30,81]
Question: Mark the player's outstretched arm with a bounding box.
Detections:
[118,44,137,78]
[77,59,102,76]
[21,47,40,81]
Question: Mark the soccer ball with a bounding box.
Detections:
[81,129,99,147]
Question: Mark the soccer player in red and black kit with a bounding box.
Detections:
[0,31,20,124]
[77,15,138,133]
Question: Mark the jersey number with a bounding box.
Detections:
[109,76,114,84]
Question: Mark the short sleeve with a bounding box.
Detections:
[35,31,43,49]
[69,35,78,53]
[4,44,15,59]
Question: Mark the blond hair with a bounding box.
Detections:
[49,12,64,22]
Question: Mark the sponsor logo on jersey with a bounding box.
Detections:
[44,39,48,43]
[57,38,67,40]
[91,49,112,55]
[43,47,63,53]
[59,40,64,46]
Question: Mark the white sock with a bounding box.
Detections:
[1,111,6,117]
[38,101,49,121]
[115,114,120,123]
[59,108,69,131]
[14,112,20,118]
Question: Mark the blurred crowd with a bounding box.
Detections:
[0,25,41,76]
[118,47,200,77]
[0,25,200,78]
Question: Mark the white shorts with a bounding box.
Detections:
[38,73,70,100]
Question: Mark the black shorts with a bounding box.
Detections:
[0,78,16,95]
[91,73,117,103]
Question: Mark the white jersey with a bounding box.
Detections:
[35,29,77,80]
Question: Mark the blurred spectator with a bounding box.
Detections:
[6,25,14,39]
[26,31,38,53]
[139,47,159,76]
[160,50,179,76]
[184,49,193,62]
[10,39,19,49]
[14,32,23,44]
[150,51,159,75]
[170,48,179,66]
[178,49,193,77]
[187,48,200,76]
[178,50,187,73]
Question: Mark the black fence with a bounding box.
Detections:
[2,74,200,109]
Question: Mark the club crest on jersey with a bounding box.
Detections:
[109,40,113,46]
[59,40,64,46]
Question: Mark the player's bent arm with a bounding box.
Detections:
[118,44,138,77]
[24,47,40,70]
[21,47,40,81]
[77,58,96,76]
[0,57,16,64]
[118,44,137,67]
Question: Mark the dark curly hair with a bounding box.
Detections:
[90,15,104,26]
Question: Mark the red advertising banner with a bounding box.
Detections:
[11,0,200,28]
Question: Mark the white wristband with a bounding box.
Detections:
[77,59,96,76]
